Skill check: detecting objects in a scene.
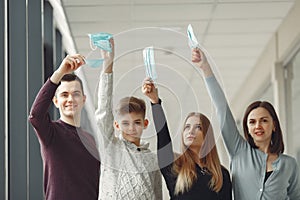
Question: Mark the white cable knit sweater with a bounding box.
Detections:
[94,73,162,200]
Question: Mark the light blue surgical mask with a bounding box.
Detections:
[187,24,200,49]
[89,32,113,52]
[84,58,104,68]
[143,46,158,81]
[84,32,113,68]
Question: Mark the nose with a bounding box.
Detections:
[67,94,74,102]
[189,128,195,136]
[128,123,135,131]
[255,121,261,128]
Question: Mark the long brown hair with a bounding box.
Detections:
[173,112,223,195]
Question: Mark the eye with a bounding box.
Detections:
[195,125,202,130]
[72,92,82,98]
[135,121,142,125]
[248,120,255,125]
[60,93,68,98]
[184,125,190,130]
[122,122,129,126]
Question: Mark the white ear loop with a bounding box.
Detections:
[89,35,97,51]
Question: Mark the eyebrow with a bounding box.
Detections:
[249,116,270,120]
[58,90,81,95]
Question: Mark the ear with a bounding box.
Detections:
[114,121,120,131]
[82,95,86,103]
[143,119,149,129]
[52,96,59,108]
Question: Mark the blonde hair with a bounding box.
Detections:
[173,112,223,195]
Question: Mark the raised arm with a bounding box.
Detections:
[142,79,174,169]
[29,54,85,146]
[94,39,115,149]
[191,48,246,157]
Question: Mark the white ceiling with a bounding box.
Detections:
[60,0,295,149]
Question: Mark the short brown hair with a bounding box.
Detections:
[115,96,146,118]
[61,73,84,95]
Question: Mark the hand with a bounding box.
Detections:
[51,54,85,84]
[101,38,114,72]
[191,48,210,68]
[142,77,159,104]
[57,54,85,75]
[191,48,212,77]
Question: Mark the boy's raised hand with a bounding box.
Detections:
[142,77,159,104]
[101,38,115,73]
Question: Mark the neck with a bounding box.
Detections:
[60,116,80,127]
[189,145,201,156]
[256,142,270,154]
[132,139,140,147]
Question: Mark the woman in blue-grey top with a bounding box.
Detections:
[191,48,300,200]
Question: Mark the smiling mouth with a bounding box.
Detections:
[255,132,264,136]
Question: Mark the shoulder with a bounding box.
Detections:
[279,154,297,162]
[221,165,230,172]
[221,165,231,178]
[279,154,298,167]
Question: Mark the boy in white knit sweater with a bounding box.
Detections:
[94,39,162,200]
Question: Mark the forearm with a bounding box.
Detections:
[204,75,244,156]
[50,70,65,84]
[102,61,113,73]
[201,62,213,78]
[94,73,114,145]
[151,101,174,168]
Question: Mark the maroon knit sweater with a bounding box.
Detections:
[29,79,100,200]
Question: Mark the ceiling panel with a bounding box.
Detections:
[214,2,294,19]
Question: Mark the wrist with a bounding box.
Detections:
[150,98,160,104]
[50,70,65,84]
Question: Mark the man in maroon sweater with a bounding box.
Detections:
[29,54,100,200]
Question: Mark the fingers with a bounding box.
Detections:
[142,78,155,94]
[63,54,85,70]
[191,48,202,63]
[110,38,114,52]
[142,83,153,93]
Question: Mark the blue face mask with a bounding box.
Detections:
[143,46,158,81]
[88,32,113,52]
[84,58,104,68]
[187,24,200,49]
[84,32,113,68]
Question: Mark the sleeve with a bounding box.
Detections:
[287,158,300,199]
[151,101,174,170]
[94,73,115,151]
[154,169,163,200]
[151,101,176,193]
[220,166,233,200]
[204,75,247,157]
[28,79,58,146]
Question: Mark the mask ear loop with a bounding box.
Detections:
[89,34,97,51]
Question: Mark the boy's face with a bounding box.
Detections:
[53,80,86,121]
[115,112,148,146]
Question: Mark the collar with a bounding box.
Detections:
[118,134,150,151]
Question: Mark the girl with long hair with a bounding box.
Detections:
[142,80,232,199]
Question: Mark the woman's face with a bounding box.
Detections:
[247,107,275,147]
[183,115,204,149]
